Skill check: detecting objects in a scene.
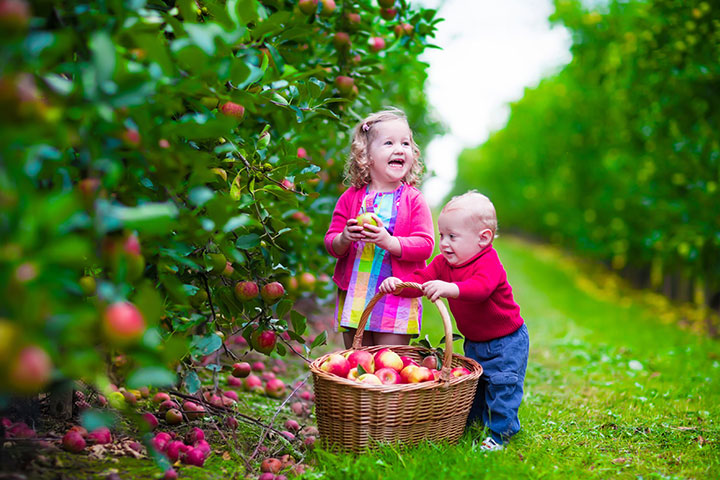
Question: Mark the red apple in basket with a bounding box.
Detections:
[400,356,419,368]
[346,367,360,380]
[374,348,403,372]
[356,373,382,385]
[320,353,350,378]
[401,365,433,383]
[375,367,402,385]
[451,366,471,377]
[345,350,374,373]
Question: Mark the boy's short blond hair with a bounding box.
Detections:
[442,191,498,235]
[344,108,423,188]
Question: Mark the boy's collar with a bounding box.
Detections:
[448,243,494,268]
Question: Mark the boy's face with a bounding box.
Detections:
[438,208,489,266]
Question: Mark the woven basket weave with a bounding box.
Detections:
[310,282,483,452]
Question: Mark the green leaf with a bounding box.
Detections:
[80,409,115,432]
[290,310,307,336]
[190,333,223,356]
[275,342,286,356]
[98,201,179,235]
[127,367,177,389]
[133,282,164,327]
[235,233,260,249]
[89,31,116,83]
[310,331,327,350]
[439,334,463,345]
[357,364,367,375]
[189,187,215,207]
[223,214,252,232]
[185,371,202,394]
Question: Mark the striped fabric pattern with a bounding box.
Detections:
[335,185,422,335]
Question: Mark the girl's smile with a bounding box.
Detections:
[367,119,414,192]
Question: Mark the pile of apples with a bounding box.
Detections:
[319,348,470,385]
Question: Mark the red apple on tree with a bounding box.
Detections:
[220,101,245,119]
[297,0,318,15]
[369,36,386,52]
[334,75,355,97]
[251,329,277,355]
[318,0,336,17]
[332,32,351,51]
[234,281,259,301]
[7,345,52,394]
[232,361,252,378]
[380,8,397,20]
[261,282,285,304]
[102,301,146,344]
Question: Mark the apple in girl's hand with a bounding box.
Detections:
[345,350,374,373]
[320,353,351,378]
[356,212,377,228]
[356,373,382,385]
[375,367,402,385]
[451,367,471,377]
[374,348,403,372]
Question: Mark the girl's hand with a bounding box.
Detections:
[379,277,403,294]
[360,214,400,253]
[340,217,365,244]
[421,280,460,302]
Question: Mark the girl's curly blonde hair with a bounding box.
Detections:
[344,108,423,188]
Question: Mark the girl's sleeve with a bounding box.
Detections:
[395,191,435,261]
[324,189,353,258]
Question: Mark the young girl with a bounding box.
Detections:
[324,108,435,348]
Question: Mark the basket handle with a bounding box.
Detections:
[352,281,455,381]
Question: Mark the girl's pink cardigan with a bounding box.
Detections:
[324,185,435,290]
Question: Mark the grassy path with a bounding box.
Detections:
[312,237,720,479]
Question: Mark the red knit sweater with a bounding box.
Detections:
[401,245,524,342]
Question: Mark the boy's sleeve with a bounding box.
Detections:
[453,256,503,301]
[395,191,435,261]
[324,190,353,258]
[393,256,442,298]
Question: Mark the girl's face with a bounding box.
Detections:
[366,119,414,191]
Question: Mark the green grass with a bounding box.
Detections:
[304,236,720,479]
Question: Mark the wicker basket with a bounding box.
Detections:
[310,282,483,452]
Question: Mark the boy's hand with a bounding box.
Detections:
[379,277,403,294]
[422,281,460,302]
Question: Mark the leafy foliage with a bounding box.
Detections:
[0,0,442,398]
[452,0,719,309]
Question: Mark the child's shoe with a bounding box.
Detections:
[478,436,504,452]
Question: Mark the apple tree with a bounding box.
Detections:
[0,0,441,414]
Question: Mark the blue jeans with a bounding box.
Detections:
[464,323,529,444]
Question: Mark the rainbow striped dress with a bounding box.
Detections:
[335,185,422,335]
